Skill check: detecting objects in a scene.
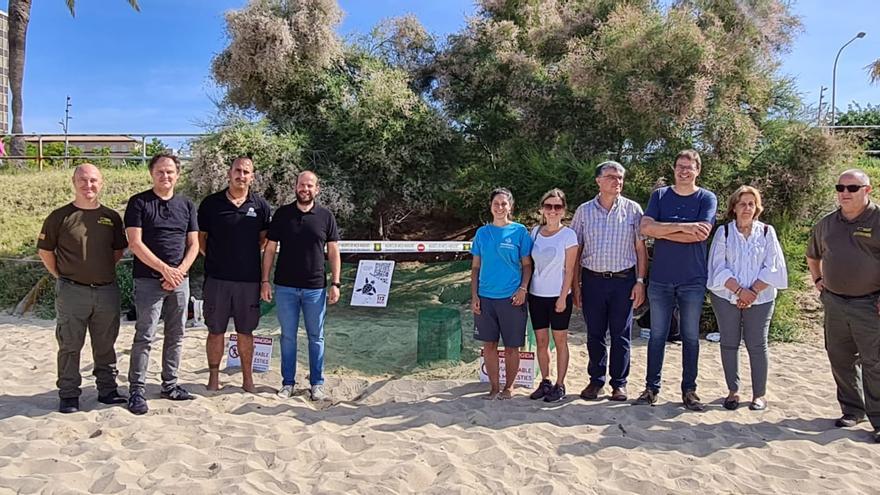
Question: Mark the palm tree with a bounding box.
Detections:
[869,59,880,84]
[7,0,140,166]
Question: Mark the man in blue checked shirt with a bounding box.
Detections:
[571,161,648,402]
[637,149,718,411]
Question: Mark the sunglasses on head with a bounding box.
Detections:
[542,203,564,211]
[835,184,868,193]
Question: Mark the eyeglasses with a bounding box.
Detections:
[542,203,564,211]
[835,184,868,193]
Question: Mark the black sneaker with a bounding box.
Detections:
[530,379,552,400]
[160,385,194,401]
[128,390,148,415]
[835,414,866,428]
[544,384,566,403]
[58,397,79,414]
[97,389,128,405]
[873,428,880,444]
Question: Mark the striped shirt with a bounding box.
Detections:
[570,195,645,272]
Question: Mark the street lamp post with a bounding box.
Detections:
[830,31,866,126]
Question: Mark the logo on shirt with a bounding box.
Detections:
[499,237,516,250]
[854,227,873,238]
[38,232,46,240]
[97,217,114,227]
[246,207,257,218]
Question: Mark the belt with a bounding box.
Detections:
[583,267,635,279]
[60,277,114,288]
[826,289,880,300]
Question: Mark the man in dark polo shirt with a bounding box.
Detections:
[198,156,271,393]
[124,153,200,415]
[38,163,128,413]
[807,168,880,443]
[261,170,341,401]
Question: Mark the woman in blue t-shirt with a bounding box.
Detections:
[470,188,533,400]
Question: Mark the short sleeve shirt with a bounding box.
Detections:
[644,186,718,285]
[570,195,645,272]
[198,189,271,282]
[267,203,339,289]
[807,202,880,296]
[124,190,198,279]
[470,222,533,299]
[37,203,127,285]
[529,226,578,297]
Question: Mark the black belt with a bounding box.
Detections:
[60,277,114,288]
[584,267,635,279]
[826,289,880,300]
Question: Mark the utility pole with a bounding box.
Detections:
[59,96,72,167]
[817,86,827,126]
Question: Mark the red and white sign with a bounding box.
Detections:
[226,335,273,373]
[478,350,536,387]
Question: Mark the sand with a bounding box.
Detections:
[0,313,878,494]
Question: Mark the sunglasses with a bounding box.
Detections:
[542,203,564,211]
[835,184,868,193]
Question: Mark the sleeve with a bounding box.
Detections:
[470,228,482,257]
[644,189,661,220]
[564,228,578,249]
[805,221,823,259]
[110,210,128,250]
[123,195,143,228]
[520,226,533,257]
[261,199,272,230]
[197,198,210,234]
[326,212,340,242]
[187,200,199,233]
[633,202,646,241]
[37,211,60,251]
[706,224,735,293]
[267,207,284,242]
[570,205,585,244]
[756,225,789,290]
[698,190,718,224]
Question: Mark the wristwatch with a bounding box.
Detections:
[636,277,645,284]
[331,282,342,288]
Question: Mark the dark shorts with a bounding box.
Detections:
[473,296,528,347]
[528,293,573,331]
[203,276,260,334]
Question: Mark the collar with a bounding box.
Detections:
[836,201,878,224]
[590,194,621,212]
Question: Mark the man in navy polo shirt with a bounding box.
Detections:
[198,157,271,393]
[124,153,200,415]
[637,149,717,411]
[261,171,341,401]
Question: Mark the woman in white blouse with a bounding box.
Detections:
[707,186,788,411]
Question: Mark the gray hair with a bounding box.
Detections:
[595,160,626,178]
[840,168,871,186]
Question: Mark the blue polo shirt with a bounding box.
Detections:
[644,186,717,285]
[470,222,533,298]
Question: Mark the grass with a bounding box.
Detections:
[0,167,152,257]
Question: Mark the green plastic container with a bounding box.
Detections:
[417,307,462,365]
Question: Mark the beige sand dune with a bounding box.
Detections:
[0,313,878,494]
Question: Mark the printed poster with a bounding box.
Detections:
[478,350,536,387]
[350,260,395,307]
[226,334,273,373]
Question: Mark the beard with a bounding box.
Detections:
[296,191,314,204]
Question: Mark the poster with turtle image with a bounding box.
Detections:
[351,260,395,307]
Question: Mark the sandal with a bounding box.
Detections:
[749,398,767,411]
[722,395,739,411]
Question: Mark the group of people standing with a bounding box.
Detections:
[469,149,879,443]
[36,151,880,442]
[39,155,339,416]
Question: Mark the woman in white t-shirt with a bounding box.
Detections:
[528,188,579,402]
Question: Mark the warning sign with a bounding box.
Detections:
[226,335,273,373]
[478,350,536,387]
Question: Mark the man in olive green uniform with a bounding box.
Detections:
[38,163,128,413]
[807,169,880,443]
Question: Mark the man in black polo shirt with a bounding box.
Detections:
[198,157,271,393]
[124,153,200,415]
[261,170,341,401]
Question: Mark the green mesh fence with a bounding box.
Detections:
[417,307,462,365]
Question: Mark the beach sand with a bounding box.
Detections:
[0,313,878,494]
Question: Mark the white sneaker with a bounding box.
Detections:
[310,384,327,401]
[276,384,294,399]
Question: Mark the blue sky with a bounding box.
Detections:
[18,0,880,136]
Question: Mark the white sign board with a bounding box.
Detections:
[226,335,273,373]
[478,350,536,387]
[350,260,395,307]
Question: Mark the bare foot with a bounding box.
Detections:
[207,373,220,391]
[484,387,500,400]
[242,381,256,394]
[498,388,513,400]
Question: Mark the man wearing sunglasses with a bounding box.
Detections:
[638,149,717,411]
[571,161,648,402]
[807,169,880,443]
[124,153,200,415]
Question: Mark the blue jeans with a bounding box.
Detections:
[645,280,706,393]
[276,285,327,386]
